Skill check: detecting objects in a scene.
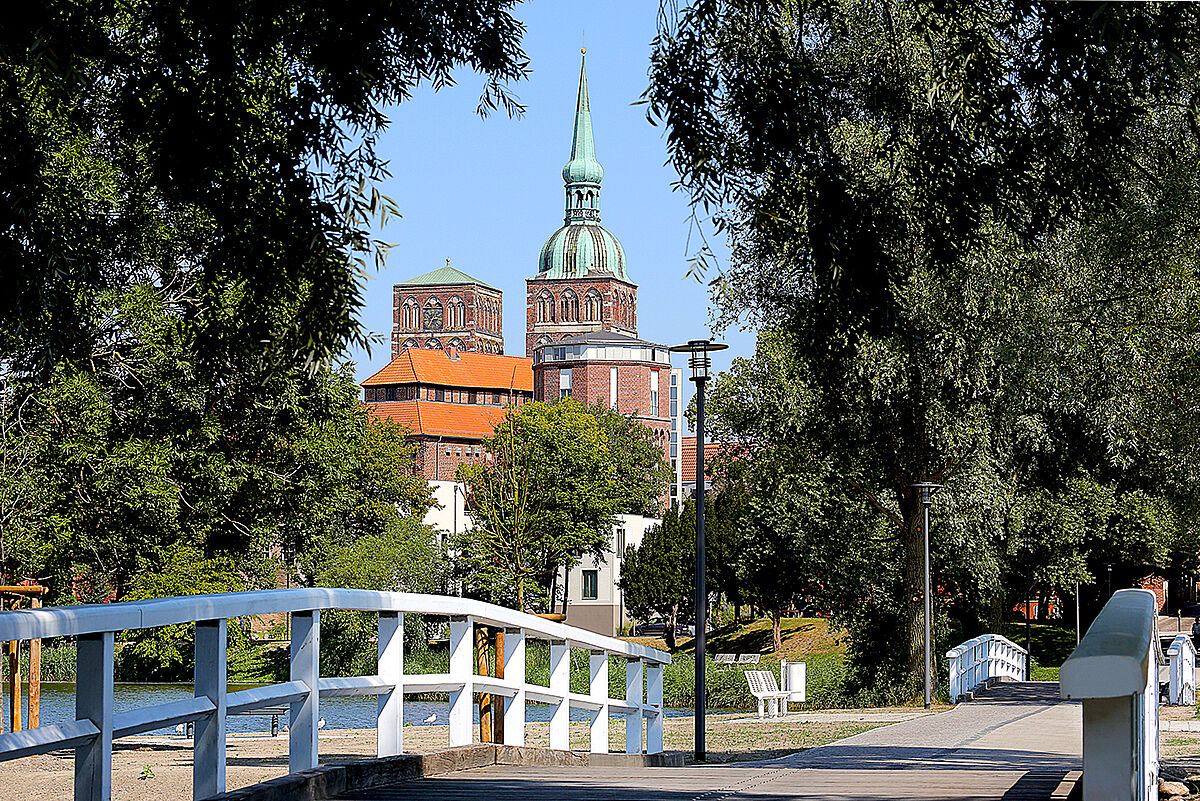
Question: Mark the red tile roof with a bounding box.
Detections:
[366,400,507,440]
[681,436,746,484]
[362,349,533,392]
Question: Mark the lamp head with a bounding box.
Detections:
[669,339,729,384]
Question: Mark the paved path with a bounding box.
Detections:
[337,682,1080,801]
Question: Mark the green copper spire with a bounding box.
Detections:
[561,51,604,224]
[535,50,629,281]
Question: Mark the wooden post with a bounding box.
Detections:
[7,597,19,733]
[476,624,491,743]
[29,596,40,728]
[493,629,504,744]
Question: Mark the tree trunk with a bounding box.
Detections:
[666,604,678,651]
[771,609,782,652]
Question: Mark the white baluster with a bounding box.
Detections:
[503,628,526,746]
[448,616,474,747]
[377,611,404,756]
[589,651,609,753]
[194,619,227,799]
[549,641,570,751]
[75,631,113,801]
[625,658,643,754]
[290,611,320,773]
[646,661,664,754]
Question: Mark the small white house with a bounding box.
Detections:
[557,514,659,636]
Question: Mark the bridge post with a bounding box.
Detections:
[1061,588,1160,801]
[589,651,609,753]
[74,631,113,801]
[502,628,526,746]
[549,641,570,750]
[377,611,404,756]
[625,658,643,754]
[448,616,474,747]
[646,662,664,754]
[194,619,227,799]
[289,610,320,773]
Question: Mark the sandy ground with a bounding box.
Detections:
[0,711,906,801]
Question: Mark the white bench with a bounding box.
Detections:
[745,670,790,718]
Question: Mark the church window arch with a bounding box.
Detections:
[425,338,442,349]
[575,189,584,208]
[537,291,554,323]
[403,298,419,329]
[536,335,552,349]
[402,338,418,349]
[447,337,465,350]
[448,296,464,329]
[585,290,601,322]
[560,289,578,322]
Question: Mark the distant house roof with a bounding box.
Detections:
[397,262,498,292]
[365,400,507,440]
[362,349,533,392]
[681,436,747,485]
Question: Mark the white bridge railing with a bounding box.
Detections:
[946,633,1028,702]
[0,589,670,801]
[1166,633,1196,706]
[1061,588,1162,801]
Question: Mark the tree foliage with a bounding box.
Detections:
[1,0,529,376]
[456,398,669,612]
[649,0,1200,693]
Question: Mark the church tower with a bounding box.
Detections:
[526,52,638,356]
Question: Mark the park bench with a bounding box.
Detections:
[745,670,790,718]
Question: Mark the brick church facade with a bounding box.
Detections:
[365,52,684,503]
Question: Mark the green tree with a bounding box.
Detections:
[456,398,669,611]
[648,0,1200,691]
[2,0,529,377]
[619,503,695,650]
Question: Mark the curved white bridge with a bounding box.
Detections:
[0,589,670,801]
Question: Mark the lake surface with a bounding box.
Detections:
[1,683,694,736]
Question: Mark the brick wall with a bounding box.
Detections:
[415,438,487,481]
[393,283,504,355]
[524,276,638,356]
[1135,574,1168,613]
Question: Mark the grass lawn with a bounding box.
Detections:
[998,620,1077,681]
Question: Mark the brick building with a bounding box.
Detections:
[362,348,532,481]
[392,260,504,356]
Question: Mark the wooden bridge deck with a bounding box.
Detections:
[337,682,1080,801]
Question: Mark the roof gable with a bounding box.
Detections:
[397,264,498,291]
[362,349,533,392]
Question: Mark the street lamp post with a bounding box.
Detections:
[670,338,727,763]
[910,482,943,710]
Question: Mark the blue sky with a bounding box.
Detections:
[346,1,756,414]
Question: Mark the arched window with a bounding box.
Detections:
[586,191,594,208]
[448,296,464,329]
[536,335,552,348]
[447,337,465,350]
[537,291,554,323]
[403,298,419,329]
[424,298,443,330]
[425,338,442,349]
[560,289,578,322]
[585,290,601,322]
[575,190,584,208]
[402,338,418,349]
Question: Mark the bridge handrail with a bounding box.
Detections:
[0,589,670,801]
[1060,588,1161,801]
[1167,633,1197,706]
[945,633,1028,702]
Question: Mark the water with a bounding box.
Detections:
[2,683,694,736]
